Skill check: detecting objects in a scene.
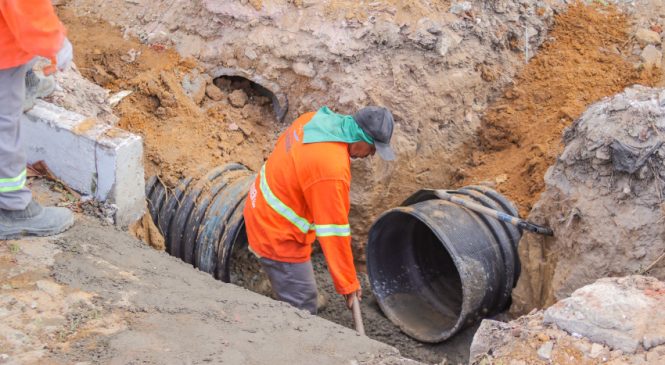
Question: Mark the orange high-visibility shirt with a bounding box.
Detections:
[0,0,66,70]
[243,112,360,295]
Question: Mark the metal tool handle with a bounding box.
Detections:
[435,190,554,236]
[351,296,365,335]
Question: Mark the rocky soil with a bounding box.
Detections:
[461,1,662,216]
[512,85,665,313]
[60,0,555,256]
[470,276,665,365]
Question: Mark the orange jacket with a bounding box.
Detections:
[244,112,360,295]
[0,0,66,70]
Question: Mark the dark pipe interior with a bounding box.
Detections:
[369,211,463,341]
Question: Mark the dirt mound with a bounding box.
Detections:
[59,9,278,186]
[460,2,662,216]
[511,85,665,313]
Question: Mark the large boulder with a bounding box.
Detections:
[470,276,665,365]
[512,86,665,313]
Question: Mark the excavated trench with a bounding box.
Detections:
[57,2,665,364]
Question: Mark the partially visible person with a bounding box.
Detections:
[0,0,75,239]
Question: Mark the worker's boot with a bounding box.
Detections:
[23,70,56,112]
[0,200,74,240]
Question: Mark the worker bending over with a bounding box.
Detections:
[0,0,75,239]
[243,106,396,314]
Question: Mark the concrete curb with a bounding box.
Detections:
[23,100,145,227]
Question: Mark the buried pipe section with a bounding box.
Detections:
[366,185,522,343]
[147,169,521,344]
[146,163,256,281]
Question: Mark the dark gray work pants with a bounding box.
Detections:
[0,63,32,210]
[259,257,318,315]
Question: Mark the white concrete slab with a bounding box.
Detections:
[23,100,145,227]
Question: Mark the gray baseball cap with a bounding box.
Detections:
[353,106,396,161]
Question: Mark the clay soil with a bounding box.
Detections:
[460,3,663,215]
[59,9,278,187]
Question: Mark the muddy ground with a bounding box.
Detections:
[229,243,479,364]
[0,181,416,365]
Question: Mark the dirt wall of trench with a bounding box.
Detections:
[62,0,554,255]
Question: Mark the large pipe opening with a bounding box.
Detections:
[367,210,463,342]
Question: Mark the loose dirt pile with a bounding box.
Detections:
[460,2,662,216]
[512,85,665,313]
[59,10,278,186]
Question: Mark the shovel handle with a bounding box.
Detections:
[351,296,365,335]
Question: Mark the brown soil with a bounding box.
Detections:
[459,2,662,216]
[59,9,278,187]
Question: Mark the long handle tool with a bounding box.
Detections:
[351,296,365,335]
[434,190,554,236]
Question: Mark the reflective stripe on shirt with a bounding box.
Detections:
[259,165,351,238]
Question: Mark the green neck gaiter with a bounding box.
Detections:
[302,106,374,145]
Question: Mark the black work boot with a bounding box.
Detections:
[0,200,74,240]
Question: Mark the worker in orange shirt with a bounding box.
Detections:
[0,0,75,239]
[243,105,396,314]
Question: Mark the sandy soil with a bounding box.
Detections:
[59,9,278,186]
[459,3,663,215]
[0,181,418,365]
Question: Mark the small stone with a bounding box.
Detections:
[641,45,662,69]
[537,341,554,360]
[292,62,316,78]
[589,343,609,360]
[0,354,9,363]
[635,29,662,46]
[205,85,225,101]
[537,333,550,342]
[228,89,248,108]
[450,1,472,15]
[228,123,239,131]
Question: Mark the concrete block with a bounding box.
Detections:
[23,100,145,227]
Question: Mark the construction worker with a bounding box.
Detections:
[243,105,396,314]
[0,0,75,239]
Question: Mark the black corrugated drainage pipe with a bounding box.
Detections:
[145,163,255,281]
[366,185,521,343]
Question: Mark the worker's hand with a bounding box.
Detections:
[344,288,362,310]
[56,38,73,71]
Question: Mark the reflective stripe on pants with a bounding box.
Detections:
[0,63,31,210]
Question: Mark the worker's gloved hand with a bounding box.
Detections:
[344,288,362,310]
[56,38,73,71]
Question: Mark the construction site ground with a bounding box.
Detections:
[2,1,665,364]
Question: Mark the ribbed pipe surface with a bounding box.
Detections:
[146,163,255,281]
[366,186,521,343]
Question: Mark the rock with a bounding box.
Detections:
[228,89,248,108]
[543,276,665,354]
[292,62,316,78]
[641,45,662,68]
[537,341,553,360]
[589,343,610,360]
[450,1,472,15]
[512,86,665,314]
[469,320,513,363]
[181,70,209,104]
[635,28,662,46]
[205,84,225,101]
